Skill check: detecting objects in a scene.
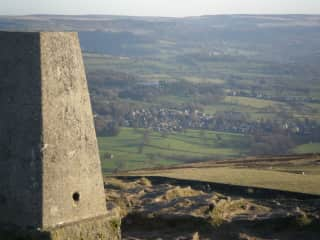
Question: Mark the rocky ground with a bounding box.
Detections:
[104,177,320,240]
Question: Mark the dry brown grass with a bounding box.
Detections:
[209,198,270,227]
[161,186,204,201]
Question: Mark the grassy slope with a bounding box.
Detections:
[131,166,320,195]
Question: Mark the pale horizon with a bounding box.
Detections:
[2,13,320,18]
[1,0,320,17]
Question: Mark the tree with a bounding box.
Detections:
[250,133,296,155]
[114,160,127,173]
[143,129,151,145]
[138,143,144,154]
[137,129,151,154]
[94,116,108,136]
[199,129,207,144]
[106,121,120,137]
[146,153,157,167]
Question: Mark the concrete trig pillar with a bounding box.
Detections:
[0,32,120,239]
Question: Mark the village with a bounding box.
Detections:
[118,107,320,139]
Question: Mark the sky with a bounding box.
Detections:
[1,0,320,17]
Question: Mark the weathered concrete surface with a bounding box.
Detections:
[0,32,43,228]
[49,215,121,240]
[0,31,109,236]
[40,32,106,228]
[0,215,121,240]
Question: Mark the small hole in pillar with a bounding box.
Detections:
[72,192,80,203]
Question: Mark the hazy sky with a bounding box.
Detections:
[1,0,320,17]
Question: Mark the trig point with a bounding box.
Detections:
[0,32,120,239]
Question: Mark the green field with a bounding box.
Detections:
[98,128,249,172]
[294,143,320,154]
[224,96,281,109]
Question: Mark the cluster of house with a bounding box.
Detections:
[119,107,319,136]
[122,108,210,132]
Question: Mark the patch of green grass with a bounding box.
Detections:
[203,102,264,120]
[293,143,320,154]
[98,128,248,172]
[224,96,281,109]
[183,76,226,84]
[155,95,188,105]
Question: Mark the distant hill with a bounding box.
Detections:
[1,15,320,61]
